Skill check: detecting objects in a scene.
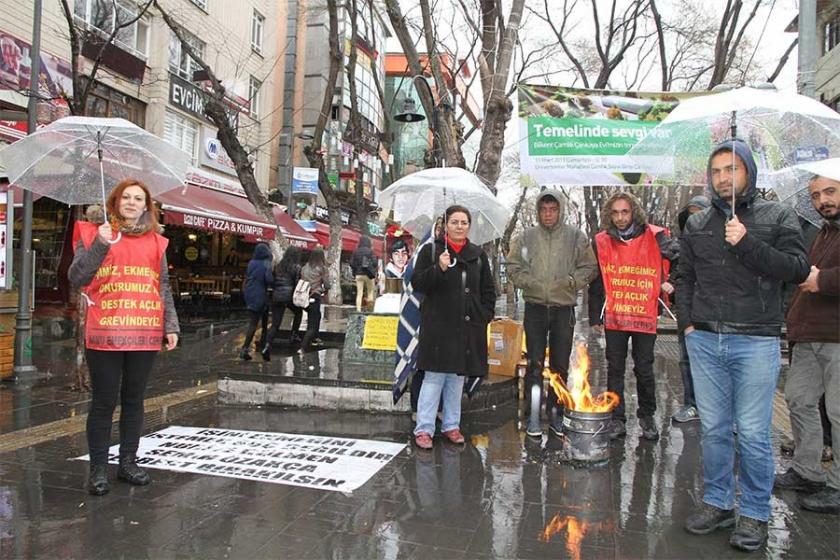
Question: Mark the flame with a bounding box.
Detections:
[539,515,587,560]
[543,342,620,413]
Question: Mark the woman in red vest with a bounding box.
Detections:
[69,178,180,496]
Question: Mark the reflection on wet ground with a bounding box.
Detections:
[0,325,834,559]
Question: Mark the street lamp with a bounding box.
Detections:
[392,75,450,168]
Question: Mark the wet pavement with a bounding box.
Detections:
[0,308,836,559]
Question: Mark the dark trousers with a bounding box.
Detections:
[242,307,268,350]
[523,303,575,415]
[264,302,303,347]
[678,330,696,407]
[86,349,157,465]
[301,294,322,351]
[605,328,657,421]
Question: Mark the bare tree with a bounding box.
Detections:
[707,0,762,89]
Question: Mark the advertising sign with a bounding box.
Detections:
[200,128,237,176]
[518,85,700,186]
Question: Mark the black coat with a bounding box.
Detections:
[272,263,301,304]
[412,239,496,377]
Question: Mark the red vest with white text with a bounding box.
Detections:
[74,221,168,351]
[595,225,669,334]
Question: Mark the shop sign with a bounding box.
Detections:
[291,167,319,195]
[185,167,246,197]
[343,123,380,154]
[169,211,273,239]
[367,222,382,236]
[315,205,350,225]
[200,128,237,176]
[169,74,239,130]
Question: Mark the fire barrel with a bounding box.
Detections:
[562,409,612,462]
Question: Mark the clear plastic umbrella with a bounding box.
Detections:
[378,167,511,245]
[0,116,190,221]
[627,86,840,214]
[770,158,840,226]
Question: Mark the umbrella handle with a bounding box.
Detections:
[108,232,122,245]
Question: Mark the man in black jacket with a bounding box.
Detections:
[678,139,809,552]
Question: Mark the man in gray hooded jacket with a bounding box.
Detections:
[506,189,598,437]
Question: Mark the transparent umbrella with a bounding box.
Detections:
[378,167,511,245]
[770,158,840,226]
[627,86,840,214]
[0,116,190,220]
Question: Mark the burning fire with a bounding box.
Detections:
[543,342,619,413]
[539,514,587,560]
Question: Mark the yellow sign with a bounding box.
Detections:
[361,315,399,351]
[184,246,199,261]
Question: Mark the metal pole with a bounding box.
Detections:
[13,0,42,376]
[798,0,818,99]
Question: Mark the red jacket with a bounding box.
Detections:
[786,221,840,343]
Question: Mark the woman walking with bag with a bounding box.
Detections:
[411,205,496,449]
[69,178,180,496]
[240,243,273,360]
[300,247,329,352]
[261,246,304,359]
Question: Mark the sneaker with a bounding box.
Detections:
[671,405,700,423]
[639,417,659,441]
[780,436,795,456]
[684,503,735,535]
[414,432,433,449]
[773,467,826,493]
[442,429,465,444]
[260,345,271,362]
[729,516,767,552]
[609,419,627,440]
[239,349,252,361]
[799,486,840,514]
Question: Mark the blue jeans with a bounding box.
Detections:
[414,371,465,436]
[685,330,781,522]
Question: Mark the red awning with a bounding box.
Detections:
[312,223,384,257]
[156,186,317,248]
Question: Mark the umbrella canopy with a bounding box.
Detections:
[0,116,190,206]
[378,167,511,245]
[627,86,840,190]
[769,158,840,226]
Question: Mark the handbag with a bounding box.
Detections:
[292,279,311,308]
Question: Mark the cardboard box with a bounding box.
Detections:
[487,318,524,377]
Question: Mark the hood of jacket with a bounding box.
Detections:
[253,243,272,261]
[535,188,565,232]
[707,138,758,216]
[677,195,711,232]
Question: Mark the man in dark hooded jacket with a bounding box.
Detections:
[671,195,710,424]
[678,139,809,552]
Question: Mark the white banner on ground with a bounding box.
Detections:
[73,426,406,493]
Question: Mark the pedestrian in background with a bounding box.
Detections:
[411,205,496,449]
[240,243,273,361]
[262,246,304,360]
[774,174,840,515]
[506,188,597,438]
[69,178,180,496]
[678,139,809,551]
[350,235,376,311]
[588,192,677,442]
[671,195,710,424]
[300,247,329,352]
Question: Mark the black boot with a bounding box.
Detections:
[239,348,252,361]
[88,464,110,496]
[260,345,271,361]
[118,453,151,486]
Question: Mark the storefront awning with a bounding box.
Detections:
[313,222,383,257]
[157,186,317,248]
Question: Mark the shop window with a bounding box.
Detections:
[163,110,198,165]
[82,79,146,127]
[31,199,70,291]
[825,16,840,55]
[251,9,265,54]
[73,0,150,60]
[169,29,205,80]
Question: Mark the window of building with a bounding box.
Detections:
[163,110,199,165]
[190,0,208,11]
[251,9,265,54]
[249,76,262,119]
[169,30,205,80]
[825,16,840,55]
[82,80,146,126]
[73,0,150,59]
